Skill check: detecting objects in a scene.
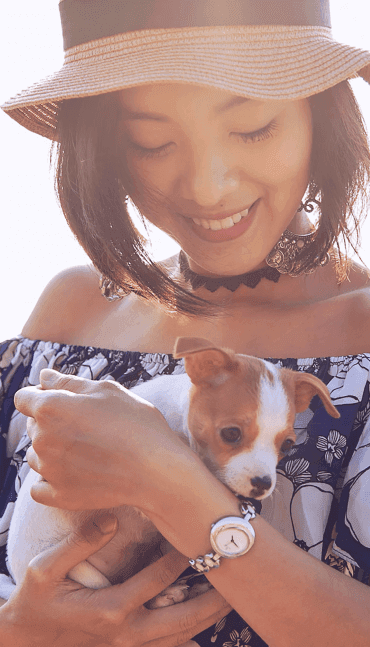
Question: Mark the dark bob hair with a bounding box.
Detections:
[53,80,370,319]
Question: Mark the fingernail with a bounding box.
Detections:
[94,513,117,534]
[40,369,57,386]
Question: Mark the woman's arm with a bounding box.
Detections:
[0,513,231,647]
[0,270,231,646]
[147,467,369,647]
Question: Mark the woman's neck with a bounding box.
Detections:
[163,210,324,309]
[162,254,337,312]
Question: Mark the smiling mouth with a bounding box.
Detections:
[191,207,250,231]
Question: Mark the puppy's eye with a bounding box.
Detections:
[280,438,295,455]
[220,427,242,444]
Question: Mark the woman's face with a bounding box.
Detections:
[119,83,313,276]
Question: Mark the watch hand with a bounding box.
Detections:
[225,535,239,550]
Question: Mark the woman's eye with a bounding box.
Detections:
[236,119,278,144]
[128,119,278,159]
[130,142,174,159]
[220,426,242,444]
[280,438,295,455]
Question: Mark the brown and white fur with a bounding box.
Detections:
[7,337,339,608]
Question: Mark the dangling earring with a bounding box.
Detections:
[99,276,126,301]
[265,199,330,276]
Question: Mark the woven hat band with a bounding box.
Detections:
[60,0,332,50]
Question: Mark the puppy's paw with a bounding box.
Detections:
[145,583,190,609]
[187,580,213,599]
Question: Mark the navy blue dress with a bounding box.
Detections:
[1,336,370,646]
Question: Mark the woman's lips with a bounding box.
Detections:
[183,200,259,242]
[191,207,250,230]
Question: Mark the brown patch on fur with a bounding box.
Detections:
[175,337,338,476]
[173,336,218,358]
[186,354,277,470]
[279,367,340,418]
[184,349,239,385]
[274,428,297,457]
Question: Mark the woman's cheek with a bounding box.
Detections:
[253,106,312,185]
[251,134,311,186]
[129,156,175,196]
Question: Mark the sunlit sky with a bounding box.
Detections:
[1,1,370,341]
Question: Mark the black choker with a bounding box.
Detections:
[178,251,281,293]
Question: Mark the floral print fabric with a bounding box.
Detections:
[1,337,370,647]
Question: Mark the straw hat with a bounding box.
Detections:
[2,0,370,141]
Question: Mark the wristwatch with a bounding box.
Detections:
[189,500,256,573]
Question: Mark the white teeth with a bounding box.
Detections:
[192,208,249,230]
[232,213,242,224]
[222,216,235,229]
[209,219,222,231]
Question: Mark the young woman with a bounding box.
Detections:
[1,1,370,645]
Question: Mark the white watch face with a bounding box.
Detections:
[215,527,250,556]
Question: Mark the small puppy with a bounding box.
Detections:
[7,337,339,607]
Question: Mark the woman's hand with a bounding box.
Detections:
[1,513,231,647]
[14,369,202,513]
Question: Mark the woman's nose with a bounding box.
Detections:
[180,148,240,207]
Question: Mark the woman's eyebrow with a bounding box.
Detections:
[121,96,250,122]
[215,96,251,113]
[122,109,170,122]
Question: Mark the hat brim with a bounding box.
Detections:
[2,25,370,141]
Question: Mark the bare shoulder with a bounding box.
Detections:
[21,264,117,344]
[342,259,370,291]
[340,260,370,308]
[350,285,370,314]
[343,285,370,350]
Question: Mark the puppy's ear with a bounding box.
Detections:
[173,337,238,386]
[294,373,340,418]
[173,337,218,358]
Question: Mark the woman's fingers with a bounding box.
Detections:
[25,512,118,585]
[143,603,229,646]
[100,551,232,647]
[29,477,83,510]
[145,605,231,647]
[139,587,232,643]
[39,368,101,393]
[25,443,39,471]
[108,550,191,613]
[14,384,44,418]
[14,369,102,418]
[14,369,201,512]
[28,474,62,506]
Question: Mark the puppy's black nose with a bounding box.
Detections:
[251,475,272,496]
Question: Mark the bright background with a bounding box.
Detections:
[1,1,370,341]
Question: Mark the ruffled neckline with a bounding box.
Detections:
[11,335,370,367]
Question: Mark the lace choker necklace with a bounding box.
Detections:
[178,251,281,293]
